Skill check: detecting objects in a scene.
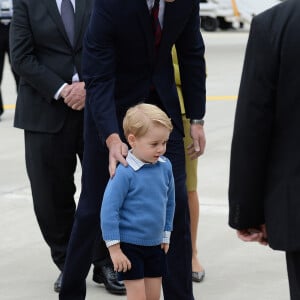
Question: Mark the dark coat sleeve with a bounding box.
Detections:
[82,0,119,140]
[176,0,206,120]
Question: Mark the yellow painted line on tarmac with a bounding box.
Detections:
[4,104,16,110]
[3,95,237,111]
[207,95,237,101]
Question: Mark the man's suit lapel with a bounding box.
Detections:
[74,0,87,49]
[136,0,187,61]
[136,0,155,63]
[158,2,172,55]
[158,0,186,56]
[42,0,71,47]
[42,0,86,49]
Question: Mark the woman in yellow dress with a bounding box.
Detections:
[172,47,205,282]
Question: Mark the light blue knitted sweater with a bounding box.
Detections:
[101,153,175,246]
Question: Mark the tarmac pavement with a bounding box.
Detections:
[0,30,289,299]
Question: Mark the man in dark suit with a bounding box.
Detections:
[10,0,125,295]
[229,1,300,299]
[60,0,206,299]
[0,16,19,118]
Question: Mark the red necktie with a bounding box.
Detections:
[151,0,162,50]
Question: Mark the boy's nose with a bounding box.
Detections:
[157,145,164,153]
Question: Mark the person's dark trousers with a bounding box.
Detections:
[60,103,111,300]
[60,97,194,299]
[24,109,83,271]
[148,90,194,299]
[0,22,20,116]
[162,136,194,299]
[286,251,300,300]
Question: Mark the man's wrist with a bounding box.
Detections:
[54,83,68,100]
[106,133,121,149]
[190,119,204,126]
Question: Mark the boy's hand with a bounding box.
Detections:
[161,243,169,254]
[108,244,132,272]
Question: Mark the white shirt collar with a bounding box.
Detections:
[56,0,76,13]
[146,0,165,28]
[126,150,166,171]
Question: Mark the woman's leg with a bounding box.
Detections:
[188,191,203,273]
[182,114,204,276]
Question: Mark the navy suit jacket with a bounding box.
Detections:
[82,0,206,140]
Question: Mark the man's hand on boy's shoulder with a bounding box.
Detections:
[106,134,128,178]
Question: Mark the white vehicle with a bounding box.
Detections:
[200,0,282,31]
[200,0,239,31]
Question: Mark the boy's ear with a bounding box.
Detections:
[127,134,136,147]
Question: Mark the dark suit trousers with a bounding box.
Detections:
[286,251,300,300]
[0,23,19,115]
[60,98,194,299]
[24,109,83,271]
[60,103,110,299]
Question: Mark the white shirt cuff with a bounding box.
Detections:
[54,83,67,100]
[162,231,171,244]
[105,240,120,248]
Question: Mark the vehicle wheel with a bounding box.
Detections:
[217,17,233,30]
[201,16,218,32]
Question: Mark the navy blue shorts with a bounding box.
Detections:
[118,243,167,281]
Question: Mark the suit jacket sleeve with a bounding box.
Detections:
[175,0,206,120]
[228,15,278,230]
[82,0,119,140]
[10,0,66,101]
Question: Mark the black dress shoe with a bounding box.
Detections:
[54,272,63,293]
[93,263,126,295]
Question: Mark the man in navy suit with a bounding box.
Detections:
[60,0,206,299]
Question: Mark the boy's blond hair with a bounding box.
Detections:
[123,103,173,138]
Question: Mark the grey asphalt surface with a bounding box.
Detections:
[0,30,289,300]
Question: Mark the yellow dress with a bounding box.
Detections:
[172,47,198,192]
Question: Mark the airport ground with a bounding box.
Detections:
[0,30,289,299]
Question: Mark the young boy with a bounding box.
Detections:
[101,103,175,300]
